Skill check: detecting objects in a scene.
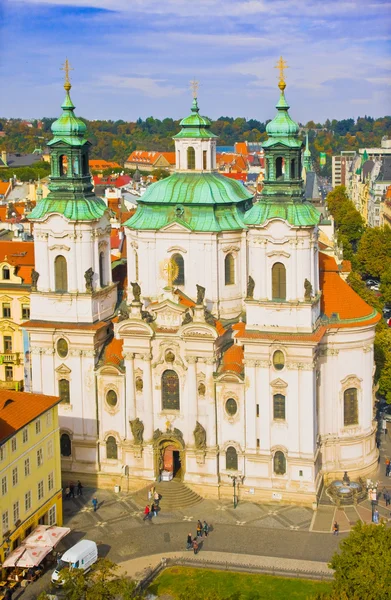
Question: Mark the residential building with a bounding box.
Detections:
[0,389,62,564]
[368,156,391,227]
[24,72,379,506]
[381,185,391,227]
[125,151,176,172]
[331,151,356,188]
[358,137,391,161]
[0,151,45,169]
[0,241,34,392]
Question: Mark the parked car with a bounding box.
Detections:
[51,540,98,585]
[370,284,380,291]
[366,279,379,287]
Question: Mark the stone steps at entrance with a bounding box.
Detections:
[132,479,203,510]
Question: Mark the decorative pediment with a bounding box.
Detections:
[167,245,187,254]
[160,221,192,233]
[17,296,30,304]
[48,244,70,252]
[267,251,290,258]
[0,295,13,302]
[152,297,187,329]
[116,319,154,338]
[55,363,71,375]
[181,324,216,339]
[270,377,288,388]
[0,321,17,332]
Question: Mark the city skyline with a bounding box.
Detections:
[0,0,390,122]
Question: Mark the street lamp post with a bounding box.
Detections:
[228,475,244,509]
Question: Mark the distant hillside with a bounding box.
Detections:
[0,115,390,177]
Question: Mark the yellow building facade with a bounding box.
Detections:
[0,241,34,393]
[0,390,62,565]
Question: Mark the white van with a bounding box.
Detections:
[51,540,98,585]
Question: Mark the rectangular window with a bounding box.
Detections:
[3,335,12,352]
[48,505,56,526]
[256,404,259,417]
[23,428,28,444]
[21,304,30,320]
[273,393,286,420]
[13,501,19,524]
[37,448,43,467]
[25,491,32,512]
[35,419,41,435]
[2,511,9,534]
[2,303,11,318]
[0,445,5,461]
[256,438,260,448]
[1,476,7,496]
[38,480,44,500]
[46,411,52,428]
[203,150,207,170]
[5,366,13,381]
[12,466,18,486]
[47,440,53,459]
[48,471,54,492]
[24,457,30,477]
[11,437,16,452]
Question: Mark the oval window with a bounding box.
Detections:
[273,350,285,370]
[106,390,118,407]
[225,398,238,416]
[57,338,68,358]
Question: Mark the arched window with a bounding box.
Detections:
[276,156,283,179]
[106,436,118,460]
[172,254,185,286]
[54,256,68,293]
[60,433,71,457]
[273,394,286,420]
[225,253,235,285]
[59,155,68,177]
[272,262,286,300]
[187,146,196,170]
[273,451,286,475]
[82,154,88,176]
[72,157,79,176]
[203,150,207,170]
[58,379,70,404]
[290,158,295,179]
[162,369,180,410]
[99,252,105,288]
[2,266,10,281]
[344,388,358,426]
[226,446,238,470]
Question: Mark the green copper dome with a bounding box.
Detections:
[243,199,320,227]
[264,88,300,148]
[131,172,252,205]
[49,83,88,147]
[173,98,217,140]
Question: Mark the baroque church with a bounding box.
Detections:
[24,68,380,505]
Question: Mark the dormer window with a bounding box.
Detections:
[2,267,10,280]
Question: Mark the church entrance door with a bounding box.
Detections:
[162,445,182,479]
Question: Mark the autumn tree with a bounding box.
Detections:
[356,226,391,278]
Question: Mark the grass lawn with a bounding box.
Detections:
[148,566,332,599]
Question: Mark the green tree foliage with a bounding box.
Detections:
[0,162,51,182]
[151,168,170,180]
[57,558,141,600]
[375,328,391,402]
[314,522,391,600]
[326,186,364,262]
[356,226,391,278]
[380,264,391,305]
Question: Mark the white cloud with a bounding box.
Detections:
[96,75,183,98]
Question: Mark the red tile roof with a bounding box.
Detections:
[126,151,175,167]
[0,241,35,284]
[0,390,60,443]
[101,337,123,367]
[89,160,121,171]
[0,182,11,197]
[233,321,327,343]
[220,344,244,375]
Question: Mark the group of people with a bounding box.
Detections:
[186,520,210,554]
[143,486,162,521]
[64,480,83,498]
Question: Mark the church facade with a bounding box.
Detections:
[24,73,380,505]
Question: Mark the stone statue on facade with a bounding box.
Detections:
[153,428,163,440]
[172,427,185,446]
[193,421,207,450]
[131,281,141,303]
[246,275,255,299]
[118,300,129,322]
[31,269,40,292]
[141,310,156,323]
[130,417,144,445]
[84,267,94,293]
[204,308,215,326]
[196,284,206,305]
[304,278,313,301]
[182,309,193,325]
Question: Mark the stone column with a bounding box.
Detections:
[205,358,217,447]
[124,352,135,440]
[244,359,257,450]
[142,353,153,440]
[186,356,198,428]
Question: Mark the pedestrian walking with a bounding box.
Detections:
[203,521,209,537]
[154,490,160,505]
[143,505,150,521]
[373,508,380,524]
[77,480,83,496]
[385,490,391,507]
[196,520,203,537]
[69,482,75,498]
[192,538,199,555]
[152,502,158,517]
[333,521,339,535]
[92,497,98,512]
[385,457,390,477]
[186,533,192,550]
[64,486,70,499]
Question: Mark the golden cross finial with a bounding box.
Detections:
[190,78,199,99]
[160,258,179,289]
[60,58,74,88]
[274,56,288,90]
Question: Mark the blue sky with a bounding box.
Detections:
[1,0,390,123]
